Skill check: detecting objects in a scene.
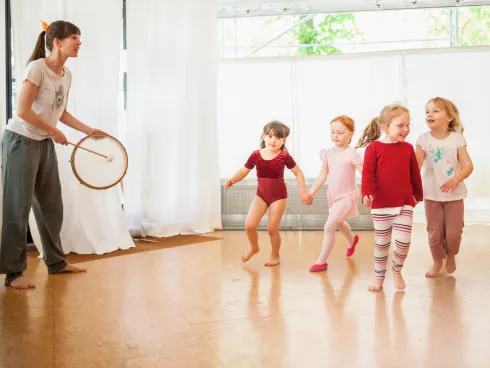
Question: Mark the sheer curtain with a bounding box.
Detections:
[294,53,405,176]
[217,47,490,224]
[217,54,405,179]
[11,0,135,255]
[0,3,5,230]
[218,59,295,179]
[124,0,222,237]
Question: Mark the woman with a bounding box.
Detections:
[0,20,104,289]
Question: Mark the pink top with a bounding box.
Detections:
[322,146,362,198]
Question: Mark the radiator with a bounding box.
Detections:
[221,179,373,230]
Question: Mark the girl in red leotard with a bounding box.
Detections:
[226,121,312,267]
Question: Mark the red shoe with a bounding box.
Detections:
[346,235,359,257]
[309,263,328,272]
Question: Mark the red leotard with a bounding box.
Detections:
[244,150,297,206]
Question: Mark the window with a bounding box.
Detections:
[218,6,490,58]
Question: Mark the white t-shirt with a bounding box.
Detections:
[7,58,72,141]
[416,131,467,202]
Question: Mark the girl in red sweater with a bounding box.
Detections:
[357,104,423,292]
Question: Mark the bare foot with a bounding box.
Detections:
[445,256,457,274]
[58,264,87,273]
[368,277,384,292]
[393,272,406,290]
[264,256,280,267]
[425,260,443,278]
[8,276,36,289]
[241,247,260,263]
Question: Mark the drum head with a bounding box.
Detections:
[70,134,128,190]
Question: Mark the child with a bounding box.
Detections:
[308,115,363,272]
[225,121,311,267]
[415,97,473,277]
[358,104,423,292]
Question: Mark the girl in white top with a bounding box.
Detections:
[0,20,105,289]
[415,97,474,278]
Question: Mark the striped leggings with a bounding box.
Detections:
[372,206,414,279]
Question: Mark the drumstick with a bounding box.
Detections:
[68,142,113,162]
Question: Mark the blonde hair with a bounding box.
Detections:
[427,97,464,134]
[356,104,410,149]
[331,115,355,143]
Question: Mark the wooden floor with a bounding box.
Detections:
[1,224,489,368]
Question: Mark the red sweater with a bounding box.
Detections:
[361,141,423,209]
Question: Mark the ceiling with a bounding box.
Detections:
[217,0,490,17]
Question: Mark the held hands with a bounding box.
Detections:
[301,191,313,205]
[440,178,460,193]
[363,195,373,208]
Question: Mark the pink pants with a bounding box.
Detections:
[424,199,464,261]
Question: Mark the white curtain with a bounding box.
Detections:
[0,1,6,229]
[217,47,490,223]
[124,0,222,237]
[218,54,405,179]
[11,0,135,254]
[218,59,296,180]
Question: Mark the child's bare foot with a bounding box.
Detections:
[445,256,456,274]
[58,264,87,273]
[393,272,406,290]
[425,260,443,278]
[241,247,260,263]
[8,276,36,289]
[368,277,384,292]
[264,256,280,267]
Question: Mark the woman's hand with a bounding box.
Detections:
[51,128,68,145]
[88,128,107,136]
[225,179,233,189]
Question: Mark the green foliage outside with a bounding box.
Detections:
[456,6,490,46]
[289,6,490,57]
[291,14,362,56]
[408,6,490,47]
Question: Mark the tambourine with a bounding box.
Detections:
[68,134,128,190]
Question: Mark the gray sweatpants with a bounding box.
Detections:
[0,130,66,285]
